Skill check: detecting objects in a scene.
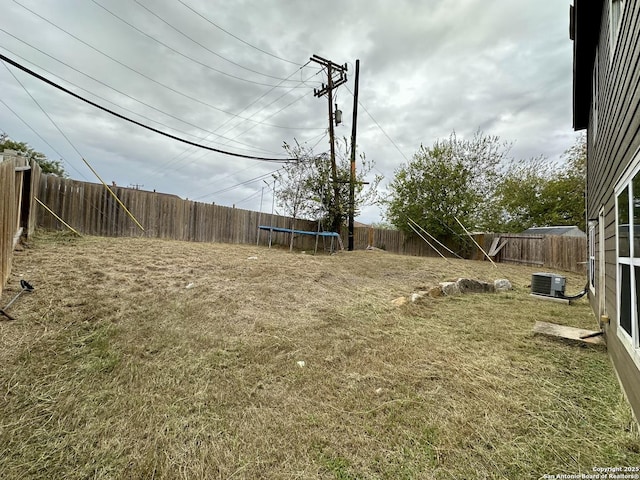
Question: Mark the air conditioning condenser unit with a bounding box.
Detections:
[531,273,566,298]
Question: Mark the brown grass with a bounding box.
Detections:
[0,231,638,479]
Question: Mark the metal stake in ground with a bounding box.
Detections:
[0,280,35,321]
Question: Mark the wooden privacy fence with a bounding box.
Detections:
[0,153,41,296]
[34,174,589,273]
[0,172,581,275]
[36,176,465,258]
[347,227,461,258]
[477,233,587,274]
[37,175,324,250]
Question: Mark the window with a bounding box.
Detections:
[610,0,625,56]
[588,220,597,293]
[615,162,640,368]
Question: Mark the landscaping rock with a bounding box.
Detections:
[391,296,408,306]
[440,282,460,296]
[456,278,494,294]
[428,286,443,297]
[494,279,512,292]
[410,292,425,302]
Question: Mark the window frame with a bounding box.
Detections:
[614,149,640,371]
[588,220,597,295]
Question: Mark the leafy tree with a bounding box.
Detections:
[0,132,66,176]
[274,138,382,232]
[495,134,586,232]
[371,221,394,230]
[385,131,510,241]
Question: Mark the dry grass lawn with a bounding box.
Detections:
[1,231,639,479]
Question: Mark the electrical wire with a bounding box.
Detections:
[185,130,326,201]
[125,0,311,84]
[0,41,295,158]
[150,62,323,175]
[0,43,281,157]
[345,84,411,164]
[220,90,311,147]
[13,0,305,90]
[175,0,302,66]
[310,131,329,151]
[0,64,122,229]
[12,0,315,122]
[1,58,83,160]
[219,67,324,142]
[234,189,263,207]
[0,52,294,162]
[0,29,310,133]
[194,167,283,200]
[0,96,89,181]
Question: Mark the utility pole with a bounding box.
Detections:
[348,59,360,251]
[310,54,347,233]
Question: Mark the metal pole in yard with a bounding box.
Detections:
[269,179,276,247]
[257,186,264,245]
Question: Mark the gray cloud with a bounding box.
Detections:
[0,0,578,223]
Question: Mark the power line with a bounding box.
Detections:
[2,59,84,160]
[195,167,283,200]
[0,95,89,181]
[220,89,312,146]
[0,52,294,162]
[126,0,310,85]
[213,57,325,148]
[0,105,121,226]
[1,26,321,131]
[12,0,314,124]
[310,131,329,151]
[176,0,302,66]
[13,0,306,90]
[234,189,263,206]
[0,42,281,157]
[345,84,410,164]
[186,130,326,200]
[0,62,125,229]
[92,0,307,85]
[149,62,322,176]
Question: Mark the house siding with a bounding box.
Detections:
[585,1,640,421]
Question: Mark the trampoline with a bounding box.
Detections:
[258,225,343,253]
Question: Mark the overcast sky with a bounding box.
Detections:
[0,0,578,224]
